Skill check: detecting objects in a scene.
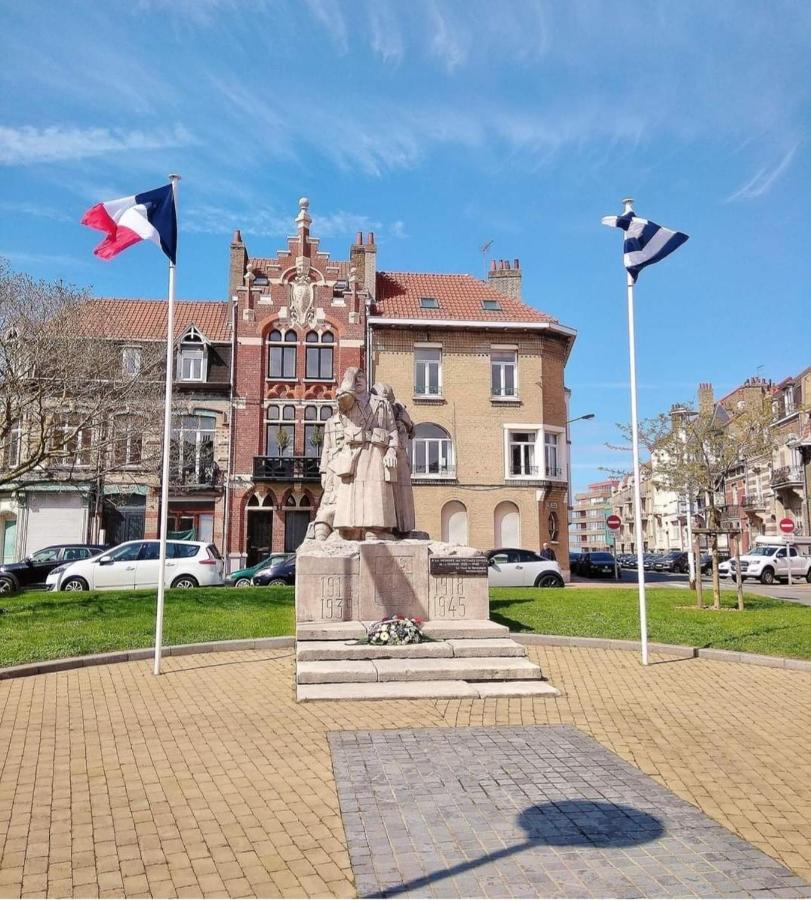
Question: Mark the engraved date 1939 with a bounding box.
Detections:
[319,575,345,620]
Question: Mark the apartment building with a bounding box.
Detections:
[368,261,576,565]
[0,300,232,560]
[569,480,616,552]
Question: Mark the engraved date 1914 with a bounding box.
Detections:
[319,575,345,620]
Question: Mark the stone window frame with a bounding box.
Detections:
[267,329,298,381]
[304,330,335,382]
[490,345,518,400]
[413,342,443,398]
[266,403,296,457]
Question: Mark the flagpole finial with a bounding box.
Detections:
[168,173,181,183]
[622,197,634,214]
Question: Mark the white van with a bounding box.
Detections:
[46,540,225,591]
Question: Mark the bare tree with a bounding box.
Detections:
[0,259,164,490]
[616,399,776,608]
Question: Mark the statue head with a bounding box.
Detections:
[337,367,368,411]
[372,382,395,403]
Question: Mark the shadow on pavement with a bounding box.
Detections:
[377,800,664,898]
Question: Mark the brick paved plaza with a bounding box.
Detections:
[1,645,810,898]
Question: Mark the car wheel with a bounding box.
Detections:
[266,578,288,586]
[760,568,775,585]
[0,576,16,594]
[535,573,564,588]
[234,577,252,588]
[62,577,89,592]
[171,575,199,589]
[805,571,811,584]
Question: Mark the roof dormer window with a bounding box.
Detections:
[177,324,208,383]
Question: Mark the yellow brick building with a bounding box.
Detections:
[369,264,576,567]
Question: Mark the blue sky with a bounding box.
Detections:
[2,0,810,490]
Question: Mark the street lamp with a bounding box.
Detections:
[567,413,595,424]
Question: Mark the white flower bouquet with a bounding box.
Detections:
[365,615,425,645]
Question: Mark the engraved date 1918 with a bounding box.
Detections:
[431,576,467,618]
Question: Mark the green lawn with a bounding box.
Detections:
[491,587,811,660]
[1,585,810,669]
[0,587,295,668]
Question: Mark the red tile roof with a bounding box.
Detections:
[76,299,231,342]
[374,272,556,323]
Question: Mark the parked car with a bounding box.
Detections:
[737,544,811,585]
[0,544,107,594]
[574,551,620,579]
[225,553,293,587]
[654,550,688,573]
[569,551,582,569]
[486,548,564,588]
[46,540,224,592]
[253,556,296,586]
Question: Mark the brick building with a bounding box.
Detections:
[369,261,576,567]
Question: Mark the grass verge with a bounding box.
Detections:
[1,585,809,668]
[491,587,811,660]
[0,586,295,668]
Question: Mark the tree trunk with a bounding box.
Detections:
[693,536,704,609]
[734,535,744,611]
[710,532,721,610]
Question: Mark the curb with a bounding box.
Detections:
[0,637,295,680]
[513,633,811,672]
[1,633,810,680]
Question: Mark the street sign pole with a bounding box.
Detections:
[780,518,796,587]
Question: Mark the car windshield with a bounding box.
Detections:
[31,548,60,562]
[748,547,778,556]
[590,553,614,562]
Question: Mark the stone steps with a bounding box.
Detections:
[297,680,560,702]
[295,637,526,662]
[296,656,542,684]
[294,620,559,702]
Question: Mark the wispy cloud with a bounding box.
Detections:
[185,203,406,242]
[0,201,73,223]
[0,124,194,166]
[304,0,349,54]
[726,142,801,201]
[0,249,91,269]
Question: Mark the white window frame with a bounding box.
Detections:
[4,420,22,469]
[173,414,216,482]
[503,424,566,481]
[411,424,455,478]
[414,344,443,398]
[113,415,142,467]
[490,348,518,399]
[122,346,142,376]
[179,346,206,382]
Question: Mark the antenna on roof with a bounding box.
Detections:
[480,239,493,278]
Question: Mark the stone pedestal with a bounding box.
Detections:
[295,538,489,625]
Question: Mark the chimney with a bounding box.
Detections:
[698,382,714,416]
[228,229,248,298]
[487,257,522,300]
[350,230,377,299]
[669,402,690,433]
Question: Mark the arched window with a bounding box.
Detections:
[268,328,297,379]
[547,510,559,542]
[441,501,468,545]
[303,404,333,458]
[266,404,295,456]
[305,330,334,380]
[411,423,454,478]
[494,500,520,548]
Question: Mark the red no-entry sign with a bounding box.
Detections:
[779,517,796,534]
[606,514,621,531]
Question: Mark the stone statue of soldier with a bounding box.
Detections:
[372,382,416,536]
[316,368,398,541]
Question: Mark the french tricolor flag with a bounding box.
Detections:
[81,184,177,263]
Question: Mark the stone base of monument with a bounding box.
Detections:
[294,538,559,702]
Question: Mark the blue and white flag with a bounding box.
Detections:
[602,209,688,283]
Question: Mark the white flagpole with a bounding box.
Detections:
[622,196,649,666]
[154,173,180,676]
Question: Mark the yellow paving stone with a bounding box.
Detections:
[1,647,810,899]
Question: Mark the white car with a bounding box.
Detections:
[738,544,811,584]
[487,548,565,588]
[46,540,225,592]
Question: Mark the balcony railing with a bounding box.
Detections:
[412,465,457,480]
[253,455,320,481]
[508,464,564,479]
[771,465,803,488]
[175,462,220,489]
[741,493,767,510]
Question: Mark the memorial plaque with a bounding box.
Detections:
[429,556,489,577]
[358,543,429,620]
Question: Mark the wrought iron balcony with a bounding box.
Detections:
[771,465,803,488]
[741,493,768,510]
[175,462,220,489]
[508,464,564,479]
[253,455,321,482]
